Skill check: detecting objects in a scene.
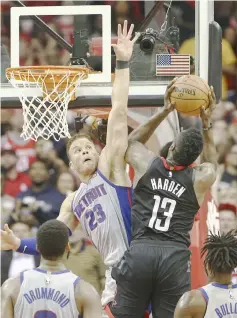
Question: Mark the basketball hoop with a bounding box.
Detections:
[6,66,89,141]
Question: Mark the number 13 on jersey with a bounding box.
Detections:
[148,195,176,232]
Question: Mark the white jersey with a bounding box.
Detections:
[14,268,80,318]
[199,282,237,318]
[72,170,132,267]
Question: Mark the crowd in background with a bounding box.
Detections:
[1,0,237,291]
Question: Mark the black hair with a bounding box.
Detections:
[37,220,69,261]
[160,141,172,158]
[30,160,48,171]
[173,128,203,166]
[201,231,237,275]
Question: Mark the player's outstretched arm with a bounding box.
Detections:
[174,290,206,318]
[200,86,218,169]
[125,141,156,186]
[0,192,78,255]
[75,279,102,318]
[193,87,218,197]
[128,78,176,144]
[99,21,139,179]
[1,276,20,318]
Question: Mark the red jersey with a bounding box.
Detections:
[3,134,36,172]
[4,173,32,197]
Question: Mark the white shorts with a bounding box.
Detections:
[101,267,117,307]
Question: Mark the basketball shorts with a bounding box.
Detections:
[109,239,191,318]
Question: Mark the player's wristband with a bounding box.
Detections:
[203,123,212,131]
[116,60,129,69]
[17,237,39,255]
[16,227,72,255]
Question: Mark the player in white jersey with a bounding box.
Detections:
[174,232,237,318]
[0,21,176,317]
[1,21,140,312]
[1,220,102,318]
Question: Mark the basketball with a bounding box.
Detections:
[170,75,210,116]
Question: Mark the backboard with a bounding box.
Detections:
[0,1,198,111]
[0,0,217,143]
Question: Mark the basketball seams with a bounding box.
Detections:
[198,77,209,90]
[171,97,207,102]
[174,82,209,99]
[177,75,209,93]
[170,97,208,114]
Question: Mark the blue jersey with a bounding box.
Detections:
[72,170,133,266]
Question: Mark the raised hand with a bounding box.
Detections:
[200,86,216,124]
[163,77,178,113]
[0,224,20,251]
[112,20,140,62]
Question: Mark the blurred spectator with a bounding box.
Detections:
[64,225,106,295]
[1,170,15,226]
[57,171,78,195]
[228,118,237,145]
[35,138,68,185]
[219,144,237,189]
[1,45,10,82]
[110,1,142,36]
[15,161,65,226]
[1,148,31,197]
[218,203,237,234]
[171,0,195,43]
[215,1,236,31]
[178,37,237,100]
[1,222,40,285]
[212,119,232,163]
[1,110,36,172]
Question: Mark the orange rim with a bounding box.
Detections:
[6,65,89,83]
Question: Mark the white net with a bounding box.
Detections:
[6,67,88,141]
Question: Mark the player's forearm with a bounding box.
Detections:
[111,63,129,114]
[128,108,169,144]
[201,121,218,168]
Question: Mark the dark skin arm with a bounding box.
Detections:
[75,279,102,318]
[128,78,176,144]
[200,86,218,170]
[174,290,207,318]
[193,86,218,205]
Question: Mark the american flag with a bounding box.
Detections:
[156,54,190,76]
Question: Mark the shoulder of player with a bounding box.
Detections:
[175,289,206,315]
[1,275,21,297]
[193,162,217,187]
[74,279,101,312]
